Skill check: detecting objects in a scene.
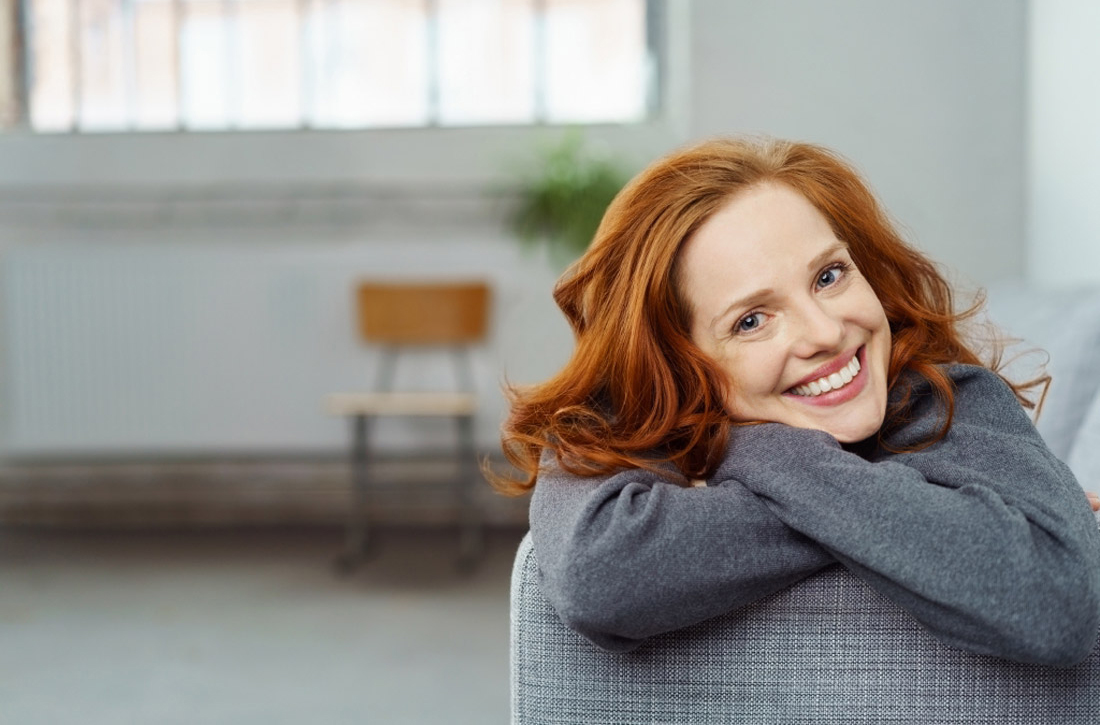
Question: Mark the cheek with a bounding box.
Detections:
[870,301,891,346]
[853,286,891,337]
[860,295,893,372]
[876,314,892,362]
[716,344,788,411]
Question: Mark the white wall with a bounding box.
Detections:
[0,2,1027,273]
[0,236,570,457]
[0,1,1034,456]
[689,0,1027,288]
[0,5,694,457]
[1027,0,1100,287]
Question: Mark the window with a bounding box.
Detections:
[14,0,659,132]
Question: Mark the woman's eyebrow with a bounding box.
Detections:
[808,242,849,271]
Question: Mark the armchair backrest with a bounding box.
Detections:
[510,532,1100,724]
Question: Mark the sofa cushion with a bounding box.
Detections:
[982,282,1100,463]
[1068,397,1100,490]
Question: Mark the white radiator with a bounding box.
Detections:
[0,238,564,458]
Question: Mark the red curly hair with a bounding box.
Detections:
[493,137,1038,495]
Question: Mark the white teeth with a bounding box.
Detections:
[792,354,862,397]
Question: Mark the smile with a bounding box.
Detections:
[790,354,861,397]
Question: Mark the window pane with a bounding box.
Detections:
[307,0,428,128]
[22,0,654,133]
[133,0,179,129]
[28,0,76,130]
[544,0,646,123]
[78,0,129,130]
[237,0,301,128]
[437,0,534,126]
[180,0,231,129]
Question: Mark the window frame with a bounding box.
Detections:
[11,0,665,134]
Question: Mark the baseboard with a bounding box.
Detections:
[0,455,529,528]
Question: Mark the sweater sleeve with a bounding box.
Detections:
[529,458,836,652]
[720,364,1100,667]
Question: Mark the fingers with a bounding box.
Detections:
[1086,491,1100,512]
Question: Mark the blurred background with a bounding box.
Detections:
[0,0,1098,723]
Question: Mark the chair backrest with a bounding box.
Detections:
[510,532,1100,724]
[357,281,490,346]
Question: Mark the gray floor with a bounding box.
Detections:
[0,525,526,725]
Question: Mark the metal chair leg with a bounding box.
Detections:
[334,414,374,575]
[455,413,484,571]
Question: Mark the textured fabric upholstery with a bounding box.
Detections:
[510,532,1100,725]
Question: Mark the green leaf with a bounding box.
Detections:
[508,131,630,261]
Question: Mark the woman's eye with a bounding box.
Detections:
[816,264,847,289]
[735,312,764,334]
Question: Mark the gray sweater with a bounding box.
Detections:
[530,365,1100,666]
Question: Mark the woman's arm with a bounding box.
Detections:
[530,460,835,652]
[720,364,1100,667]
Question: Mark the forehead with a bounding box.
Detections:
[679,183,839,295]
[676,183,843,325]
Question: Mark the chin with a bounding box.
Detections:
[827,425,880,444]
[814,411,885,443]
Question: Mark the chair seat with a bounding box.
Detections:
[325,391,478,417]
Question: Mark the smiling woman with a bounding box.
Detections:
[677,182,892,444]
[493,136,1100,668]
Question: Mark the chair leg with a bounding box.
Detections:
[334,414,374,575]
[456,414,483,571]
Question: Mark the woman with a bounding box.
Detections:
[496,137,1100,667]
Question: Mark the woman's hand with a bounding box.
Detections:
[1087,491,1100,512]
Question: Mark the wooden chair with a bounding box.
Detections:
[326,281,491,571]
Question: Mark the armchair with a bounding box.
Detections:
[510,531,1100,724]
[509,284,1100,723]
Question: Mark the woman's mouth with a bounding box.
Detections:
[790,353,861,397]
[784,346,869,406]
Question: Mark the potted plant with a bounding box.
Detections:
[508,132,630,263]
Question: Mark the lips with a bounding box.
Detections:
[781,346,871,409]
[791,354,861,397]
[786,346,863,393]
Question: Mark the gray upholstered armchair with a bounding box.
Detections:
[510,531,1100,724]
[510,284,1100,724]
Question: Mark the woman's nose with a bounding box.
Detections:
[789,298,845,357]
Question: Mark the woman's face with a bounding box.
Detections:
[678,182,891,443]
